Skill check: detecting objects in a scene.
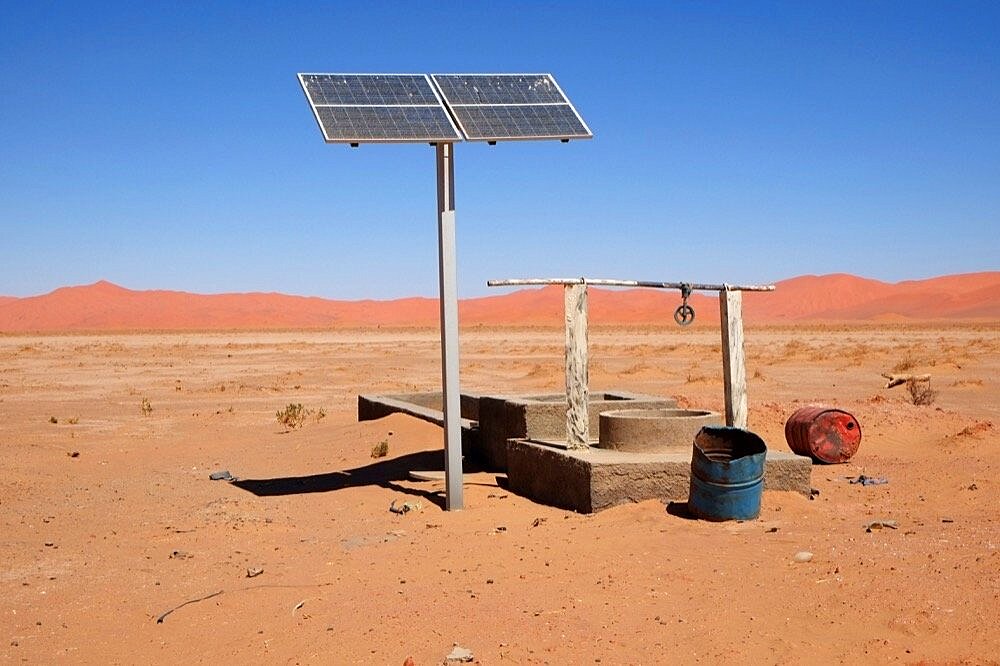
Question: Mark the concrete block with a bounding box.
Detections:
[505,439,812,514]
[481,391,678,471]
[357,392,480,456]
[597,408,723,453]
[357,391,480,427]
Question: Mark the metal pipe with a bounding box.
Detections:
[487,278,775,292]
[436,142,463,511]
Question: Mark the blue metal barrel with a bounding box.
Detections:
[688,426,767,521]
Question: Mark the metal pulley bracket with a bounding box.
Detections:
[674,283,695,326]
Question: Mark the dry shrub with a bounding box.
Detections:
[371,440,389,458]
[892,356,919,373]
[907,378,937,406]
[842,343,873,366]
[276,403,325,431]
[847,343,872,358]
[781,340,808,357]
[276,403,307,430]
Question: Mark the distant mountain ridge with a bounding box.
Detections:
[0,272,997,332]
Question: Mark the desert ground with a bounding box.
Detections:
[1,323,997,664]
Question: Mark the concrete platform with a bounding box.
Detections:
[357,391,481,453]
[506,438,812,514]
[358,390,679,472]
[478,391,678,470]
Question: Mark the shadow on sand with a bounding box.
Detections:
[665,501,698,520]
[231,450,482,510]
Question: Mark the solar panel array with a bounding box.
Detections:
[299,72,591,144]
[431,74,591,142]
[298,74,462,143]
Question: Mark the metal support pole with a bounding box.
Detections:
[564,283,590,449]
[719,288,748,428]
[436,142,463,510]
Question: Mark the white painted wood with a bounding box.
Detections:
[564,283,590,449]
[436,142,463,510]
[720,288,748,429]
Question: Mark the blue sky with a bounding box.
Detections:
[1,1,997,299]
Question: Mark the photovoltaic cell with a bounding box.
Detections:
[432,74,566,105]
[302,74,441,106]
[298,73,462,143]
[449,105,589,141]
[431,73,592,142]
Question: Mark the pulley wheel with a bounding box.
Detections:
[674,304,695,326]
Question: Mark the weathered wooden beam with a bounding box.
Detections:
[720,289,748,429]
[882,373,931,389]
[488,277,775,292]
[564,283,590,449]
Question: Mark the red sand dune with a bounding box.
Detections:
[0,273,997,332]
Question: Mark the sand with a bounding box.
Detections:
[1,272,998,331]
[1,323,998,664]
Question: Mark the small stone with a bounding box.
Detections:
[793,551,813,563]
[246,566,264,578]
[68,451,80,458]
[445,644,474,662]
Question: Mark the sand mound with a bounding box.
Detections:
[0,272,997,332]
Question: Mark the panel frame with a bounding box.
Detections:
[430,72,593,142]
[298,73,463,144]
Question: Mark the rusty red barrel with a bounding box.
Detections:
[785,406,862,463]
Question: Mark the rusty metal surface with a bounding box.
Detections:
[784,406,862,464]
[688,426,767,521]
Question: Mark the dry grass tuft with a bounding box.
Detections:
[781,340,808,357]
[892,356,919,373]
[276,403,306,430]
[275,403,325,431]
[370,439,389,458]
[685,372,713,384]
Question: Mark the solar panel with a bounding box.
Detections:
[431,74,592,142]
[298,73,463,144]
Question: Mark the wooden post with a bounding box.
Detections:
[719,288,748,429]
[564,283,590,449]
